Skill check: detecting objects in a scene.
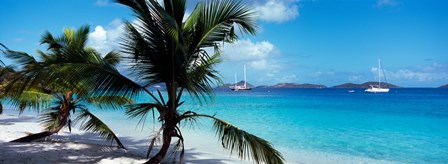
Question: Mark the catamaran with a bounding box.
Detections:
[365,59,390,93]
[230,65,252,90]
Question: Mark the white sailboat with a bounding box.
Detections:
[365,59,390,93]
[230,65,252,90]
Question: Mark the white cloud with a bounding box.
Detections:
[89,26,107,50]
[95,0,109,6]
[377,0,399,7]
[371,63,448,83]
[348,72,363,82]
[256,73,298,84]
[223,39,275,61]
[222,39,279,71]
[88,19,125,54]
[279,74,298,83]
[255,0,299,23]
[13,38,24,43]
[309,71,323,77]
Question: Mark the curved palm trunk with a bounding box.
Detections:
[11,109,69,142]
[10,123,65,142]
[145,110,177,164]
[146,121,176,164]
[11,91,72,142]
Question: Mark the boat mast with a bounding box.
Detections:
[244,65,247,88]
[234,73,238,88]
[378,59,381,88]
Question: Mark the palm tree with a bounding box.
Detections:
[113,0,284,163]
[0,43,8,114]
[3,0,284,163]
[1,26,130,148]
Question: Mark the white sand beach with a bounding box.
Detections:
[0,114,249,164]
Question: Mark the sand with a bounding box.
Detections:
[0,114,249,164]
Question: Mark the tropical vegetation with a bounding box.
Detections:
[0,0,284,163]
[0,26,130,148]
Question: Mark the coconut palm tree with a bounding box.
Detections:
[113,0,283,163]
[1,26,130,148]
[0,43,7,114]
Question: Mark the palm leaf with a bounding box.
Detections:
[184,0,257,53]
[181,114,285,164]
[84,95,133,110]
[74,107,125,149]
[6,90,54,113]
[184,51,223,103]
[38,107,64,130]
[3,49,38,68]
[126,103,161,127]
[102,50,122,66]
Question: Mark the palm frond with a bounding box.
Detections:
[38,107,64,130]
[3,49,38,68]
[185,0,257,52]
[161,0,186,27]
[125,103,160,126]
[84,95,133,110]
[6,90,54,113]
[181,114,285,164]
[184,51,223,103]
[103,50,122,66]
[117,0,174,86]
[74,107,125,148]
[40,31,63,51]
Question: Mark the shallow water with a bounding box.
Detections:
[179,88,448,163]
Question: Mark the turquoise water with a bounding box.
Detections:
[180,88,448,163]
[4,88,448,163]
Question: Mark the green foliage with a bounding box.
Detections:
[111,0,283,163]
[38,107,64,130]
[180,114,285,164]
[2,0,283,163]
[2,25,129,148]
[213,119,284,164]
[85,96,134,110]
[6,90,54,113]
[74,108,125,148]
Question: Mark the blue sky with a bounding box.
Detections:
[1,0,447,87]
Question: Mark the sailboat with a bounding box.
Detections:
[230,65,252,90]
[365,59,390,93]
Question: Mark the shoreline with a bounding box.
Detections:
[1,112,402,164]
[0,114,249,164]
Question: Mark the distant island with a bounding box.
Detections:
[257,83,327,89]
[217,81,401,89]
[439,84,448,88]
[332,82,400,88]
[217,81,255,89]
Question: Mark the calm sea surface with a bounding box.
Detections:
[4,88,448,163]
[180,88,448,163]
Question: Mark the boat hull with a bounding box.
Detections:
[364,88,390,93]
[230,86,252,90]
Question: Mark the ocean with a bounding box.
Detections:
[3,88,448,163]
[178,88,448,163]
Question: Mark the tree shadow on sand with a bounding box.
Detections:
[1,130,244,164]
